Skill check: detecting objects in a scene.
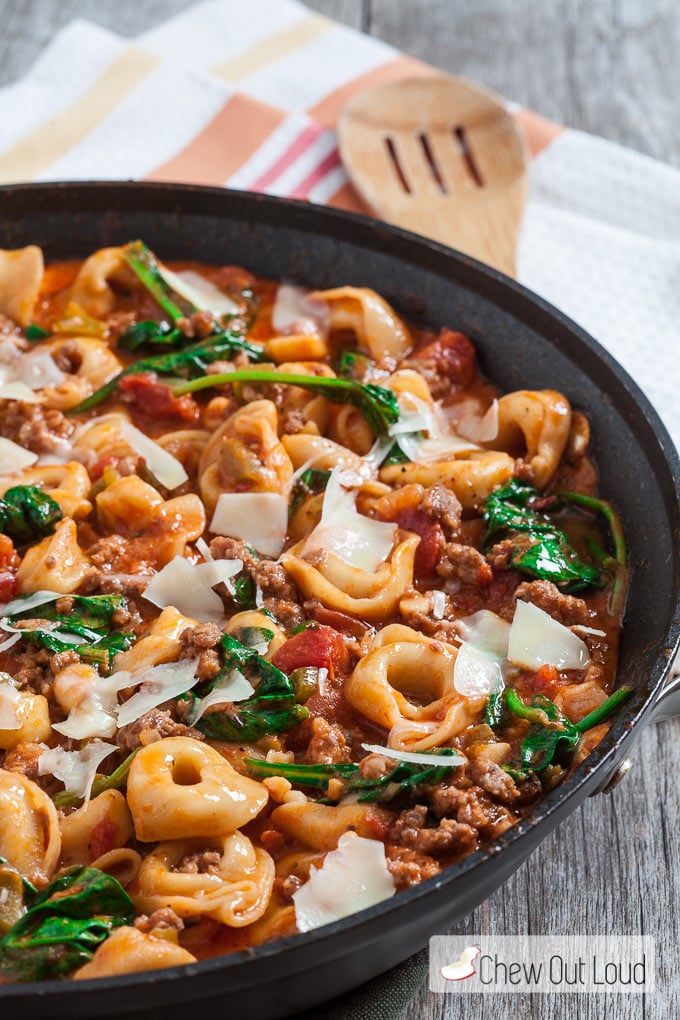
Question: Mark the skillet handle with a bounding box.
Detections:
[592,673,680,795]
[648,672,680,724]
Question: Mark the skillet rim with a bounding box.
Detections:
[0,180,678,999]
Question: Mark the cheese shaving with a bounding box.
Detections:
[143,555,242,623]
[118,420,188,490]
[38,741,117,803]
[210,492,289,558]
[302,470,396,572]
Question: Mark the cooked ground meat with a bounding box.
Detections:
[302,716,352,765]
[12,646,52,694]
[209,536,298,602]
[399,591,459,642]
[514,579,589,626]
[359,752,395,781]
[274,874,303,902]
[116,708,204,752]
[385,845,442,889]
[419,484,462,538]
[466,756,521,805]
[134,908,184,933]
[485,538,516,570]
[180,623,222,682]
[280,409,308,435]
[264,597,305,630]
[428,782,516,839]
[389,805,478,858]
[436,542,492,586]
[49,649,81,675]
[81,569,150,599]
[0,401,74,454]
[175,850,222,875]
[1,741,46,782]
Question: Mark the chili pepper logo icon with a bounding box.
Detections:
[440,945,481,981]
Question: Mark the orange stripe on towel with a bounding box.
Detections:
[309,55,441,128]
[145,93,285,186]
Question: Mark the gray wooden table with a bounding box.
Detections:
[0,2,678,1018]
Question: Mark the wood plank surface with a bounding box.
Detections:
[0,3,678,1019]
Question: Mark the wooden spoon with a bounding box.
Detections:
[337,77,528,277]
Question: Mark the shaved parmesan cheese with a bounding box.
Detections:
[303,471,396,573]
[0,381,40,402]
[38,741,116,803]
[456,400,499,443]
[0,589,61,618]
[360,743,465,767]
[195,537,213,561]
[52,671,119,741]
[0,676,22,730]
[16,350,66,389]
[0,633,20,653]
[159,267,241,317]
[388,395,479,463]
[115,658,201,729]
[0,619,84,645]
[143,555,242,623]
[453,642,505,698]
[453,610,510,698]
[572,624,607,638]
[317,667,329,697]
[293,833,395,933]
[0,437,38,476]
[187,668,254,725]
[272,284,329,337]
[117,420,187,490]
[431,590,446,620]
[210,492,288,558]
[455,610,510,658]
[508,601,590,671]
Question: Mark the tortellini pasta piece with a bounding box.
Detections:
[0,692,51,750]
[59,789,134,868]
[134,830,275,927]
[0,771,61,886]
[379,450,515,510]
[345,624,484,751]
[307,287,412,361]
[156,429,210,476]
[67,246,133,318]
[73,926,197,980]
[264,334,329,363]
[0,245,43,326]
[16,517,91,595]
[126,737,269,842]
[198,400,293,514]
[113,606,197,673]
[281,534,419,622]
[40,337,123,410]
[281,433,369,475]
[0,462,92,520]
[270,801,392,853]
[327,404,374,456]
[492,389,572,489]
[226,610,287,657]
[95,475,205,566]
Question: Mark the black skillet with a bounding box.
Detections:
[0,182,678,1020]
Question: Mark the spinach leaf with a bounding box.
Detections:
[244,748,461,804]
[482,480,605,592]
[488,685,633,782]
[190,633,308,741]
[5,593,134,672]
[0,486,62,545]
[72,329,267,413]
[173,370,400,436]
[0,866,134,982]
[289,467,331,517]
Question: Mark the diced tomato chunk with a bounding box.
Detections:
[90,818,119,859]
[118,372,200,423]
[0,573,16,603]
[393,507,444,580]
[271,625,350,678]
[414,328,477,389]
[516,664,560,699]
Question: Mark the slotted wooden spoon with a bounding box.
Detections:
[337,77,528,277]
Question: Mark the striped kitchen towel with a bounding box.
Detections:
[0,0,678,454]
